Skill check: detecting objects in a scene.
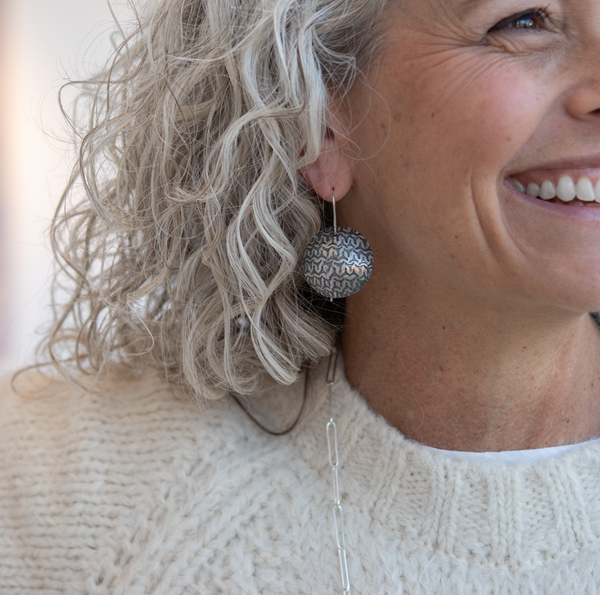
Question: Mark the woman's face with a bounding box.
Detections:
[342,0,600,313]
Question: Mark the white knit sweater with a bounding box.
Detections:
[2,361,600,595]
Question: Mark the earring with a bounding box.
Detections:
[302,195,373,300]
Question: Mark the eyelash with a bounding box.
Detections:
[488,7,552,33]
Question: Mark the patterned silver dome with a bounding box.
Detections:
[302,226,374,300]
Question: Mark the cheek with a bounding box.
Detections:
[350,48,550,276]
[457,75,543,165]
[397,56,545,172]
[364,53,544,216]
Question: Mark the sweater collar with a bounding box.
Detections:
[290,356,600,568]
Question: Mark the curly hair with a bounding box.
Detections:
[47,0,387,400]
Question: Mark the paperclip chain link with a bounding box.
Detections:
[326,348,351,594]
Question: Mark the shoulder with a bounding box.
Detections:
[0,367,268,453]
[0,368,303,593]
[0,368,292,500]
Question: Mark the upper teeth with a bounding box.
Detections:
[512,176,600,203]
[540,180,556,200]
[576,178,595,202]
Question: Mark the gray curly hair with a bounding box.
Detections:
[48,0,387,400]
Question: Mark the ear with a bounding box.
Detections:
[299,126,354,202]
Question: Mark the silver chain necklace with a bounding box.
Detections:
[232,346,351,592]
[325,347,351,594]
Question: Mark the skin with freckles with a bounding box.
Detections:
[302,0,600,451]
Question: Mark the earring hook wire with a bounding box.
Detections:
[332,194,337,237]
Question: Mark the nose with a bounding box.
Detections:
[564,19,600,121]
[565,82,600,121]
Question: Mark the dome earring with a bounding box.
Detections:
[302,195,374,300]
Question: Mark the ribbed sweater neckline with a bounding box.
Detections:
[288,357,600,570]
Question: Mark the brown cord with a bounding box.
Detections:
[229,367,309,436]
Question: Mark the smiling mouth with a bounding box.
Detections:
[509,172,600,207]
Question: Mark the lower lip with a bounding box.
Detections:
[504,180,600,224]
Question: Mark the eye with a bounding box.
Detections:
[488,8,551,32]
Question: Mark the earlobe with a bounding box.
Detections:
[299,128,354,202]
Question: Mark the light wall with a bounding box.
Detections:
[0,0,133,371]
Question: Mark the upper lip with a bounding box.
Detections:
[508,153,600,176]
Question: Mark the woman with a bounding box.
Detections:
[2,0,600,592]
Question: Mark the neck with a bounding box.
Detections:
[342,281,600,452]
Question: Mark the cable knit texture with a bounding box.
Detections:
[2,360,600,594]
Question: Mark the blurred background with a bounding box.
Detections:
[0,0,133,371]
